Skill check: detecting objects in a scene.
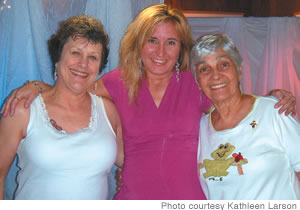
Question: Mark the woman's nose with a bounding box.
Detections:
[212,69,221,79]
[79,56,88,68]
[157,44,165,57]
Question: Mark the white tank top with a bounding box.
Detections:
[14,93,117,200]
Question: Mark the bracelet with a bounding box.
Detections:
[34,81,43,93]
[26,80,43,93]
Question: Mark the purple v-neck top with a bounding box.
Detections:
[103,68,210,200]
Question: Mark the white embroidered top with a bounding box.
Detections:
[14,93,117,200]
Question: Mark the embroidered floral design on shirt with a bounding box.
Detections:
[198,143,248,179]
[232,152,248,175]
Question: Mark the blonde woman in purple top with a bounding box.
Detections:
[1,4,297,199]
[98,4,209,199]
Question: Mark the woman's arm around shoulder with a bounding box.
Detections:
[88,78,113,101]
[102,97,123,167]
[268,89,296,117]
[0,81,51,117]
[0,99,30,199]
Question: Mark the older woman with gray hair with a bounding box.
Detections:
[191,34,300,200]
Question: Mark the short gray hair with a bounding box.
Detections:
[190,34,243,79]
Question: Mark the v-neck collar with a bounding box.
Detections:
[141,71,177,110]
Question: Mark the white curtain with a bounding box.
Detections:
[188,17,300,118]
[0,0,161,200]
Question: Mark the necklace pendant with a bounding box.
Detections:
[50,119,63,131]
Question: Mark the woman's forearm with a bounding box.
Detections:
[30,80,52,93]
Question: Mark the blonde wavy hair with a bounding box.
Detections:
[120,4,194,102]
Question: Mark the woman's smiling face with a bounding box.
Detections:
[56,37,102,94]
[196,48,242,104]
[140,21,181,79]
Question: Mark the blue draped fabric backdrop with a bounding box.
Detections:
[1,0,299,200]
[0,0,162,200]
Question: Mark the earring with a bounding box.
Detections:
[54,67,58,80]
[94,81,98,91]
[175,61,180,82]
[239,81,243,93]
[138,57,143,78]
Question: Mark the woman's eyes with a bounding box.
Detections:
[71,51,98,60]
[199,67,208,73]
[89,56,98,60]
[221,62,229,68]
[72,51,80,55]
[148,38,157,44]
[147,39,177,46]
[197,60,232,74]
[167,40,176,46]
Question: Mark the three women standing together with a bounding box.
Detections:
[0,4,297,199]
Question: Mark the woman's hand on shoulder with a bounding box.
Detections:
[269,89,296,117]
[89,78,113,101]
[0,81,48,117]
